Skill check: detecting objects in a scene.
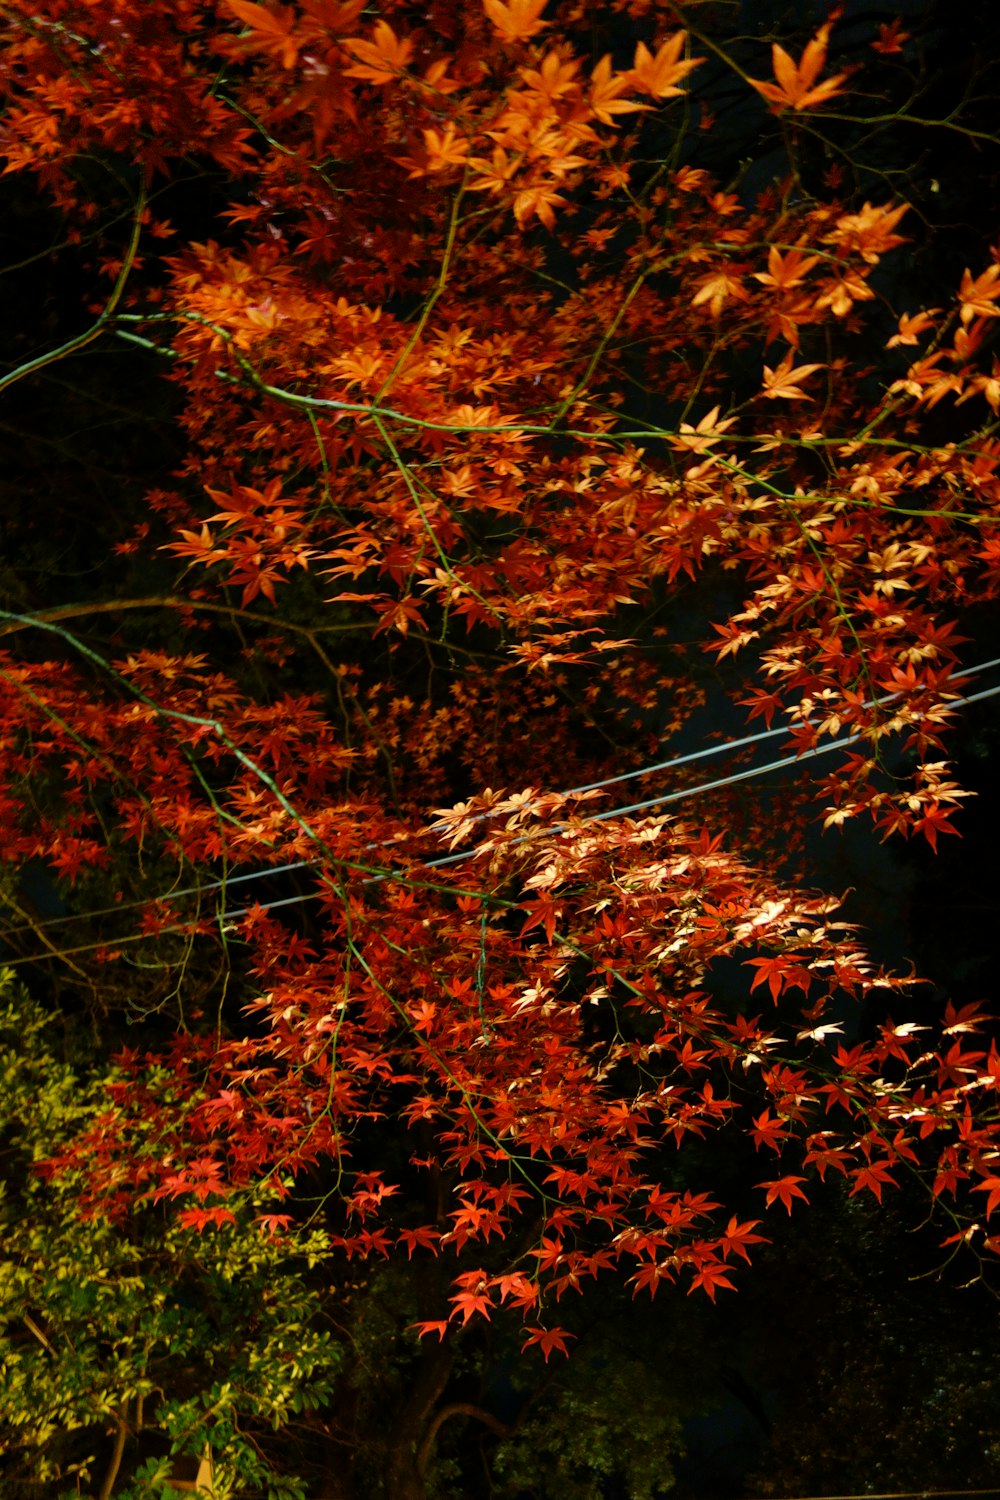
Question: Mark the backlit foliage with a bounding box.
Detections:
[2,0,1000,1492]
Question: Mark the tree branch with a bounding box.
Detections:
[417,1402,517,1479]
[97,1399,130,1500]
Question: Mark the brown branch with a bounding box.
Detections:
[22,1312,56,1355]
[2,892,90,979]
[97,1399,130,1500]
[416,1401,517,1479]
[0,596,367,639]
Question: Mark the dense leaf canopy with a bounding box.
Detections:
[2,0,1000,1495]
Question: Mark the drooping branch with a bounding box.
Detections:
[416,1401,518,1480]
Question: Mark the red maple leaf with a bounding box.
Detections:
[521,1325,574,1361]
[758,1176,810,1215]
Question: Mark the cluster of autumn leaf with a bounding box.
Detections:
[2,0,1000,1361]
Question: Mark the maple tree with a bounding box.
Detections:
[2,0,1000,1493]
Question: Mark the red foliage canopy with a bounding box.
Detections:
[3,0,1000,1349]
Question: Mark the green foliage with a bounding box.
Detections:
[491,1328,687,1500]
[0,970,341,1497]
[743,1190,1000,1495]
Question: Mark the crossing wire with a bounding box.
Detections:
[5,656,1000,947]
[219,676,1000,923]
[2,673,1000,961]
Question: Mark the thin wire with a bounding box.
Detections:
[589,674,1000,821]
[12,690,831,923]
[217,675,1000,922]
[218,735,867,921]
[4,677,999,965]
[6,656,998,943]
[219,737,850,921]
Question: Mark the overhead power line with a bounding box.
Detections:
[216,675,1000,921]
[5,656,1000,943]
[3,670,1000,961]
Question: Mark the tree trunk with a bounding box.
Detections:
[315,1430,356,1500]
[382,1338,455,1500]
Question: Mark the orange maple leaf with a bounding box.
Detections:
[178,1205,237,1231]
[413,1320,450,1340]
[448,1277,493,1324]
[413,124,470,177]
[299,0,365,28]
[589,55,647,127]
[886,308,939,348]
[871,19,910,55]
[849,1159,897,1203]
[467,144,518,196]
[628,33,702,99]
[752,245,822,291]
[670,404,736,453]
[973,1175,1000,1217]
[718,1215,767,1263]
[959,264,1000,326]
[492,1271,538,1308]
[225,0,300,69]
[749,1109,790,1152]
[482,0,549,44]
[688,1261,737,1301]
[826,200,908,262]
[761,352,824,399]
[513,181,569,230]
[691,270,749,319]
[748,25,848,113]
[342,21,413,84]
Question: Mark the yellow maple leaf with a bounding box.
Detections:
[885,309,940,348]
[814,269,874,317]
[826,200,908,263]
[670,405,736,453]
